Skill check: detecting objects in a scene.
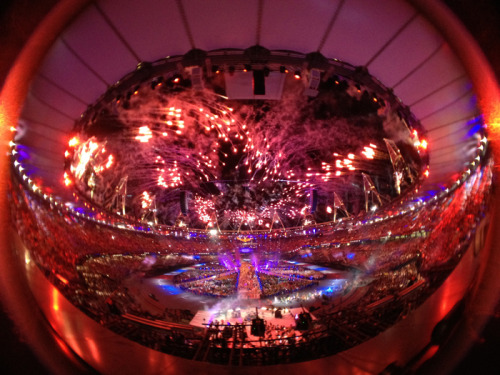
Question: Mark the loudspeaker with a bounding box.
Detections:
[180,191,189,215]
[191,66,204,90]
[251,318,266,336]
[253,70,266,95]
[308,69,321,90]
[310,189,318,213]
[295,312,312,331]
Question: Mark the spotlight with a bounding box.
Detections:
[294,70,301,79]
[151,76,164,90]
[172,75,181,84]
[244,64,252,72]
[279,65,288,74]
[211,65,219,73]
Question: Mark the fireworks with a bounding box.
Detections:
[63,172,72,186]
[135,126,153,143]
[141,191,154,209]
[68,136,79,147]
[361,146,375,159]
[65,71,426,230]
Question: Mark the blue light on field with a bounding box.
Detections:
[159,284,183,295]
[169,268,187,275]
[309,266,328,271]
[320,280,345,294]
[347,253,355,260]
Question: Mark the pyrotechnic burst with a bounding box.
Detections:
[66,74,425,229]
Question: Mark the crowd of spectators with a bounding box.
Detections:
[7,159,492,365]
[257,273,319,298]
[173,263,229,283]
[177,272,239,298]
[257,262,325,280]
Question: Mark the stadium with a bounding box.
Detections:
[1,0,499,374]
